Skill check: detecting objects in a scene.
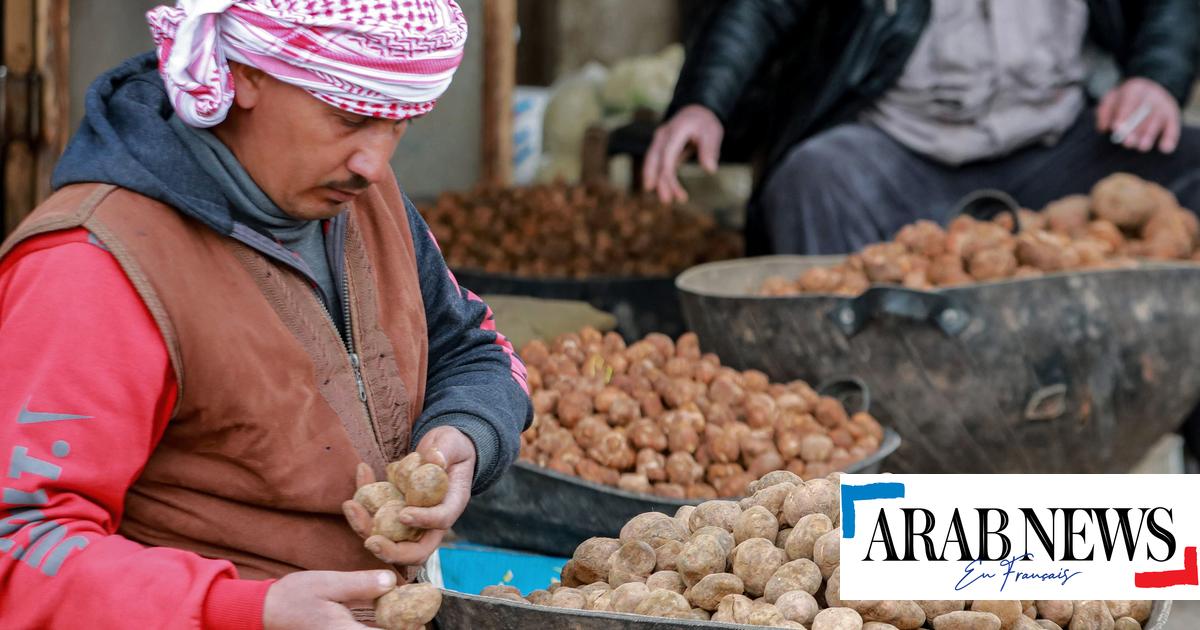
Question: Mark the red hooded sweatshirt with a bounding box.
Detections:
[0,229,269,630]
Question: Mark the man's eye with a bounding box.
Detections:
[339,116,367,128]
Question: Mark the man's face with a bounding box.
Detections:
[215,67,410,220]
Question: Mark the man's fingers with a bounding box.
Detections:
[342,500,374,539]
[1113,93,1145,137]
[1096,90,1120,132]
[655,174,675,204]
[698,132,719,174]
[657,128,694,203]
[264,571,388,630]
[642,131,665,193]
[1122,108,1158,150]
[419,443,457,469]
[646,122,697,201]
[364,535,400,562]
[1160,114,1181,154]
[657,164,687,204]
[398,502,460,530]
[355,445,466,562]
[355,463,375,489]
[365,530,445,566]
[342,598,380,611]
[670,143,698,203]
[330,622,371,630]
[430,449,450,469]
[415,427,474,469]
[659,130,691,180]
[305,569,397,603]
[698,123,725,175]
[418,446,449,470]
[399,463,471,530]
[1134,113,1165,152]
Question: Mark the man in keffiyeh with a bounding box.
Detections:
[0,2,531,628]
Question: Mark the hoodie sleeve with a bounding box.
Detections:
[0,229,270,630]
[666,0,809,123]
[403,199,533,493]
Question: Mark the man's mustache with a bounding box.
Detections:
[323,175,370,192]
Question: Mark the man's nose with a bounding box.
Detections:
[346,129,400,185]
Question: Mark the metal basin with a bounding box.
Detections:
[676,256,1200,474]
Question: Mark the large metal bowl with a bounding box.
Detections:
[676,256,1200,474]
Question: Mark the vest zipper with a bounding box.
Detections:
[237,212,382,452]
[349,352,367,402]
[340,277,369,406]
[311,276,374,431]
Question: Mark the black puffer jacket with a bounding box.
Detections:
[668,0,1199,250]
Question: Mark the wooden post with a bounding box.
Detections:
[3,0,69,235]
[35,0,70,204]
[4,0,37,235]
[481,0,516,187]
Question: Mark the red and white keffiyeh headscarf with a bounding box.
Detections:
[147,0,467,127]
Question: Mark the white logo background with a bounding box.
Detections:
[840,475,1200,600]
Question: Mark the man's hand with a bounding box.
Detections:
[343,426,476,566]
[263,569,396,630]
[1097,77,1182,154]
[642,104,725,204]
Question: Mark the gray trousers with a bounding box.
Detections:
[759,109,1200,255]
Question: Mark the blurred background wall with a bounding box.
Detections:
[55,0,1200,203]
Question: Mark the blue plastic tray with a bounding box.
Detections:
[429,542,567,596]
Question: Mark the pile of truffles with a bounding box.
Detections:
[477,470,1156,630]
[761,173,1199,297]
[352,451,450,544]
[422,182,742,278]
[349,453,450,630]
[518,328,885,498]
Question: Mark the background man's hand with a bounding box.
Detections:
[642,104,725,204]
[263,569,396,630]
[343,426,476,566]
[1097,77,1182,154]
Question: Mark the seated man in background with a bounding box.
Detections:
[645,0,1200,255]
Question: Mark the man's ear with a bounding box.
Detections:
[229,61,267,109]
